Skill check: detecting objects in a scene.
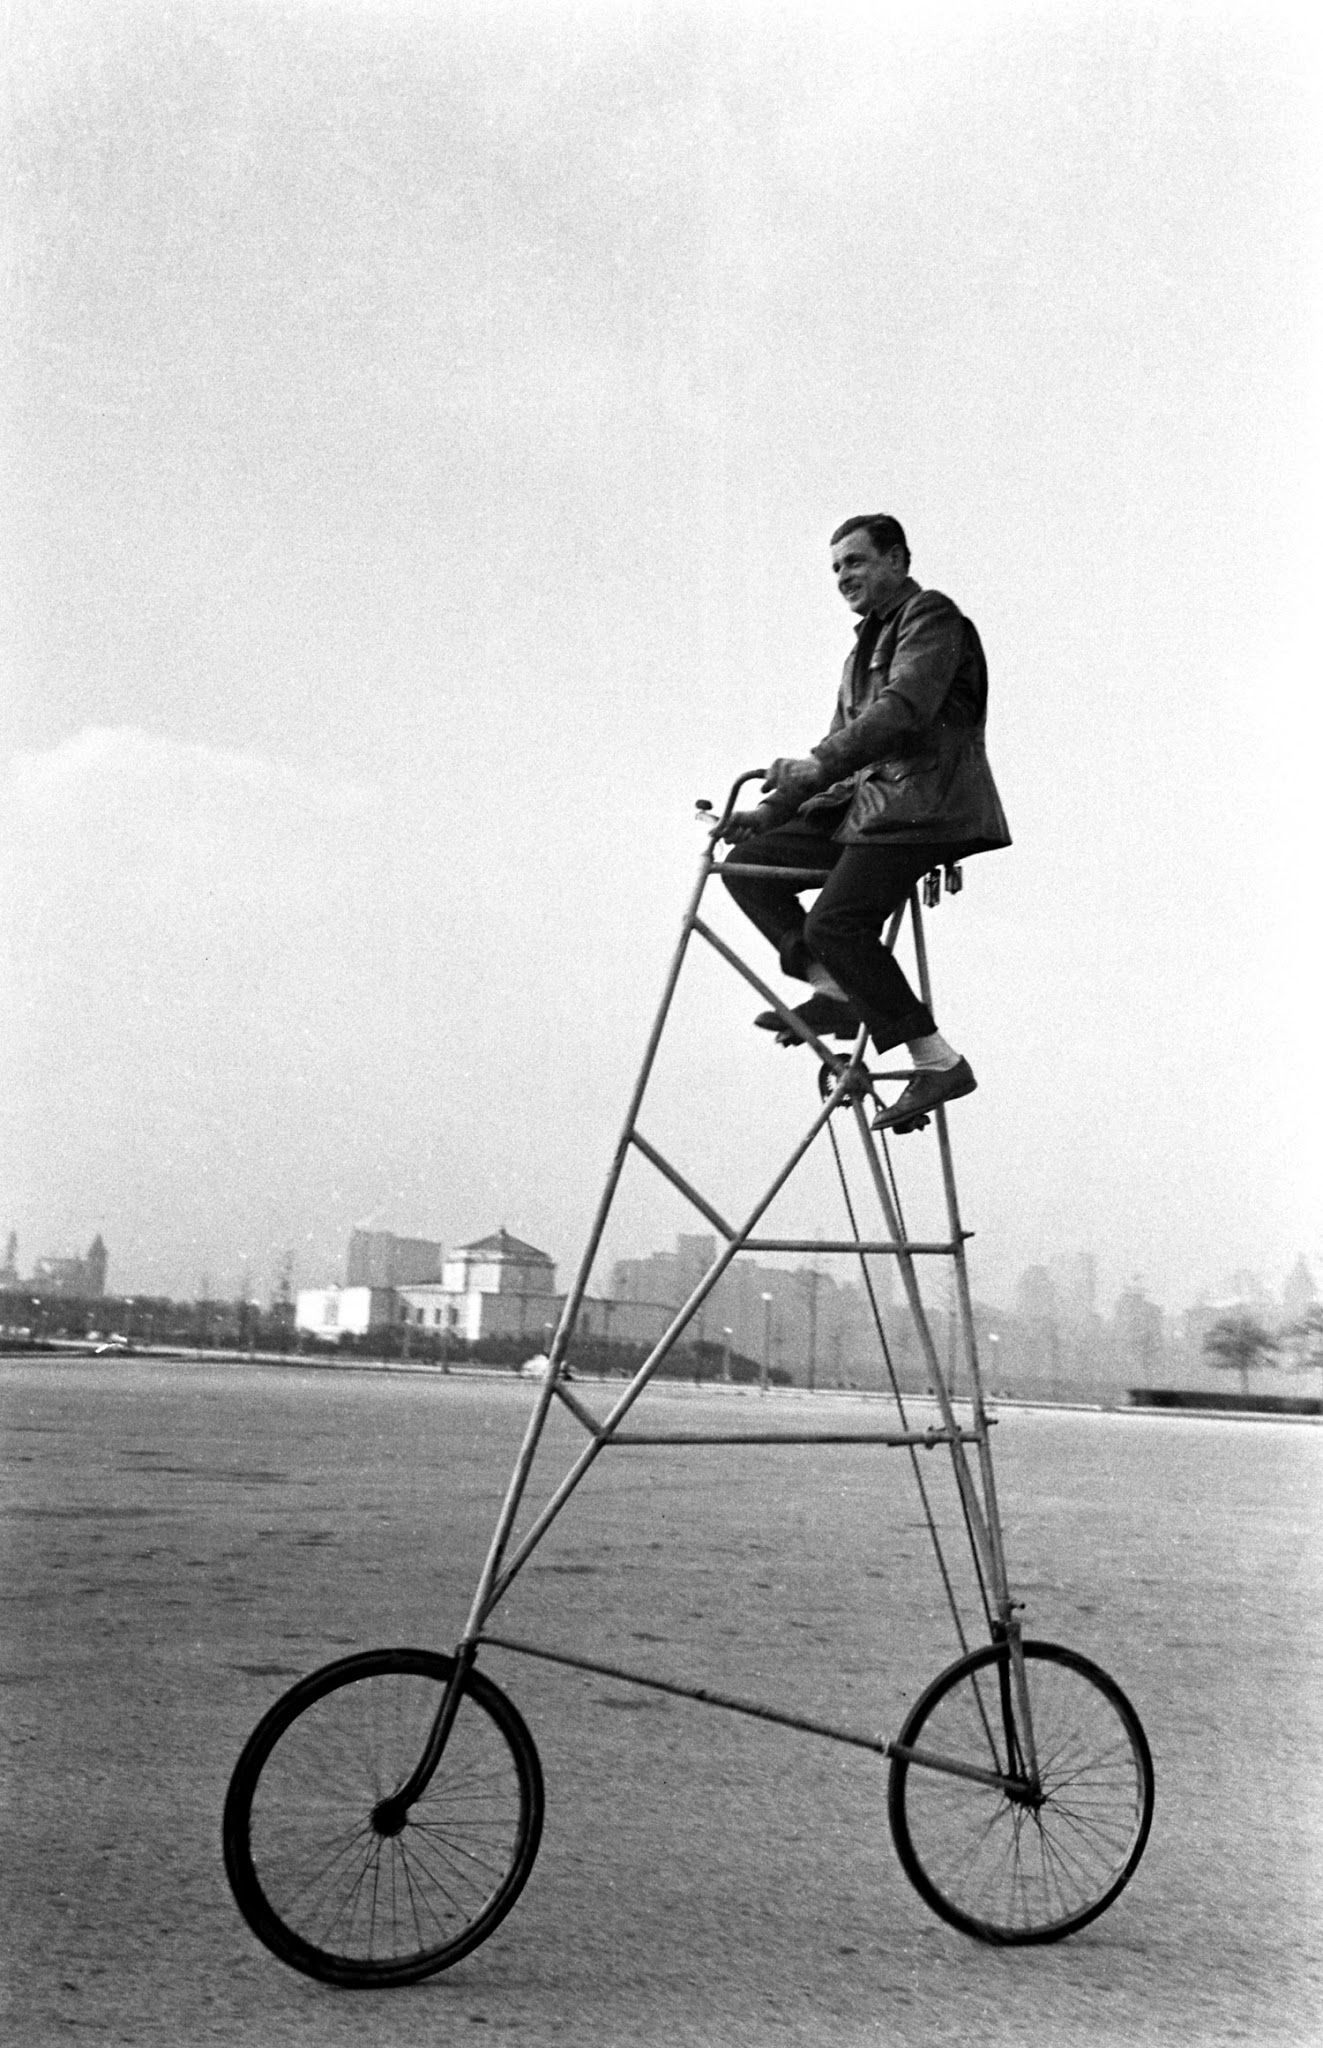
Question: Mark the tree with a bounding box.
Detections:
[1202,1311,1277,1396]
[1281,1302,1323,1392]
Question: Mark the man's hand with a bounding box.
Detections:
[763,756,827,801]
[721,804,778,844]
[720,794,782,835]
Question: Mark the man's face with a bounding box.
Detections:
[831,530,908,616]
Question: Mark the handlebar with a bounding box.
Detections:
[694,769,768,843]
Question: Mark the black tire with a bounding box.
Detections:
[223,1647,543,1986]
[888,1640,1154,1944]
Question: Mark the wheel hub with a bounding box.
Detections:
[372,1795,410,1837]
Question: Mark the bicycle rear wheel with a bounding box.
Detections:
[223,1647,543,1986]
[888,1639,1153,1944]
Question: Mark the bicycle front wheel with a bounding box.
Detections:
[888,1639,1153,1944]
[223,1647,543,1986]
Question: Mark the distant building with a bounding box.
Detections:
[268,1251,295,1332]
[28,1235,108,1298]
[1110,1280,1165,1383]
[295,1286,398,1339]
[1004,1265,1065,1388]
[443,1228,556,1297]
[1282,1256,1317,1317]
[398,1227,560,1343]
[403,1226,651,1345]
[346,1228,442,1289]
[1048,1251,1098,1323]
[301,1222,936,1379]
[610,1231,909,1389]
[1047,1251,1108,1388]
[298,1225,668,1349]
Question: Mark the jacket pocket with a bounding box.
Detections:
[855,750,942,827]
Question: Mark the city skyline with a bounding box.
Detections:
[7,1216,1314,1412]
[3,1210,1314,1332]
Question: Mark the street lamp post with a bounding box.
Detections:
[760,1292,772,1396]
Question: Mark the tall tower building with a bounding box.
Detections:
[85,1236,108,1297]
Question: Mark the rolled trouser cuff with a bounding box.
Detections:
[868,1004,935,1056]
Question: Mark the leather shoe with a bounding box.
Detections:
[754,993,862,1044]
[872,1057,977,1133]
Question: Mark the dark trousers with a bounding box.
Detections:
[721,815,959,1054]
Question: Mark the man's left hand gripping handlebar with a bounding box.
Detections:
[720,756,826,844]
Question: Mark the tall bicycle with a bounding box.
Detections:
[223,772,1155,1987]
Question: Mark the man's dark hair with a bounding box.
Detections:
[830,514,910,570]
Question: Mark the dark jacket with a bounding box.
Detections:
[796,580,1011,851]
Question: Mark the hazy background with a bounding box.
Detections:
[2,0,1319,1312]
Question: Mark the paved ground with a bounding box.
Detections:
[2,1358,1320,2045]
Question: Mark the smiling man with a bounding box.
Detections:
[720,514,1010,1133]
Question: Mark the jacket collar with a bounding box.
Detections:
[854,576,921,634]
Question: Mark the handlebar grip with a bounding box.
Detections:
[701,769,768,837]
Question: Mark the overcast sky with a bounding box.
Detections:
[2,0,1319,1315]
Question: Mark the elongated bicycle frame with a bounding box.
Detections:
[377,771,1041,1828]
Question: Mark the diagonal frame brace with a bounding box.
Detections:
[627,1130,736,1239]
[478,1058,874,1614]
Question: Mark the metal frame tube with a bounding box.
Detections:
[396,773,1028,1815]
[843,1085,1003,1596]
[905,889,1016,1622]
[478,1632,1025,1794]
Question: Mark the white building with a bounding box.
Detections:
[400,1227,561,1343]
[297,1226,672,1350]
[294,1286,398,1340]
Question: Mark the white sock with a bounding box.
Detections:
[908,1030,961,1071]
[805,962,850,1001]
